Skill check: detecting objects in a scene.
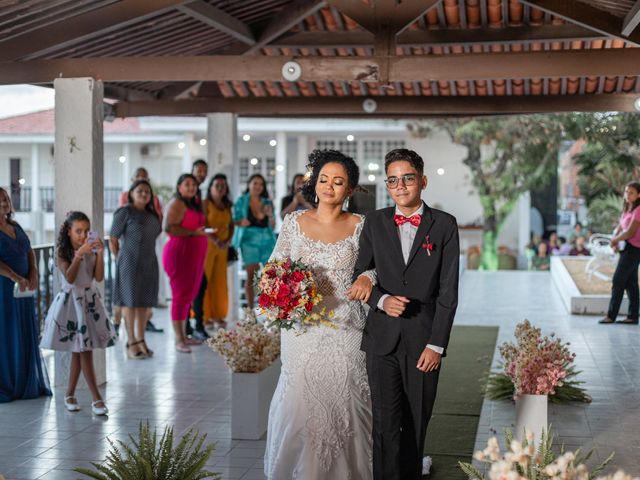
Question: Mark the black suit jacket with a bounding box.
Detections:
[353,203,459,360]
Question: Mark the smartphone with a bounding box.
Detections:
[204,227,216,234]
[88,230,98,252]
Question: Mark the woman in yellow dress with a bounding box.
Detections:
[203,174,234,329]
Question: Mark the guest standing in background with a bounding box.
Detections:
[600,182,640,325]
[532,242,550,271]
[0,187,51,403]
[569,236,590,256]
[162,174,210,353]
[232,174,276,313]
[110,180,162,359]
[115,166,164,334]
[280,173,313,219]
[188,159,209,339]
[203,174,234,329]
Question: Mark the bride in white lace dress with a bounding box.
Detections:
[264,151,375,480]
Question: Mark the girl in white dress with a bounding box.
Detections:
[40,212,116,415]
[264,150,376,480]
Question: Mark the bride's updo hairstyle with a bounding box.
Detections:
[301,149,360,206]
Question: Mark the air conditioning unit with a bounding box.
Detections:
[140,144,160,157]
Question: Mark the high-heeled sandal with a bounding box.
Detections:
[141,340,154,357]
[126,340,147,360]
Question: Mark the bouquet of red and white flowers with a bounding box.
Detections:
[256,258,333,330]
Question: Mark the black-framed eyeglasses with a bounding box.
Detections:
[384,174,418,189]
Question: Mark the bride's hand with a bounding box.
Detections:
[346,275,373,302]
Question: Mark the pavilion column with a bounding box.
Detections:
[206,113,238,322]
[53,78,106,387]
[275,132,287,229]
[121,143,131,190]
[296,134,309,174]
[517,191,532,269]
[181,133,193,173]
[30,144,43,244]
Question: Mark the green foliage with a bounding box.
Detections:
[409,115,565,270]
[459,426,613,480]
[75,421,219,480]
[587,193,624,235]
[483,365,592,404]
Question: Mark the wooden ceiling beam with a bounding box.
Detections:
[176,1,255,45]
[0,0,190,62]
[243,0,327,55]
[622,0,640,37]
[3,49,640,84]
[271,24,603,48]
[519,0,640,46]
[113,94,640,117]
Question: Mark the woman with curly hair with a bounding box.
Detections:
[264,150,376,479]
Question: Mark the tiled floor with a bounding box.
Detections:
[1,271,639,479]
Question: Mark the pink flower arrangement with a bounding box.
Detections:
[499,320,575,396]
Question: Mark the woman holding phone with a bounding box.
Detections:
[232,174,276,311]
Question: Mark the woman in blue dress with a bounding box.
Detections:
[232,174,276,310]
[0,187,51,402]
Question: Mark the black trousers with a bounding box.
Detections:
[187,273,208,334]
[608,243,640,320]
[367,338,440,480]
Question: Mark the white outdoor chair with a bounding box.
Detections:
[585,234,618,281]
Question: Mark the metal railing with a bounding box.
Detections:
[32,237,115,331]
[14,187,122,213]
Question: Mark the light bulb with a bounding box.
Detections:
[178,142,185,150]
[118,156,126,163]
[368,174,376,182]
[437,168,445,176]
[269,139,277,147]
[199,138,207,146]
[242,134,251,142]
[250,157,259,166]
[346,134,354,142]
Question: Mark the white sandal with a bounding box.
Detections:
[91,400,108,416]
[64,396,80,412]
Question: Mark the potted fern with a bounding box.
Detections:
[75,421,219,480]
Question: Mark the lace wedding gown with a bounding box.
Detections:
[264,210,374,480]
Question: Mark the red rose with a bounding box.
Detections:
[277,283,291,298]
[305,302,313,312]
[265,269,276,278]
[292,271,305,282]
[258,294,270,307]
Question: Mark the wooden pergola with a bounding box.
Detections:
[1,0,640,117]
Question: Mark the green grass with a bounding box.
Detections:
[424,326,499,479]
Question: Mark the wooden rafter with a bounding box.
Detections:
[176,1,255,45]
[243,0,327,55]
[622,0,640,37]
[113,94,640,117]
[0,0,190,62]
[270,24,604,48]
[3,49,640,84]
[519,0,640,46]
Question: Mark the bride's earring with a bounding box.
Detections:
[315,194,318,203]
[344,197,350,210]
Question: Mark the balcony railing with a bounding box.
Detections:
[13,187,122,213]
[32,237,115,332]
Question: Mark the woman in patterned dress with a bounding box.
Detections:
[264,150,375,479]
[110,179,162,359]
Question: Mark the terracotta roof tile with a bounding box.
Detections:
[0,109,141,135]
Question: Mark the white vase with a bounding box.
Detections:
[515,394,548,445]
[231,358,281,440]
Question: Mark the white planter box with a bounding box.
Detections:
[515,394,548,446]
[231,358,281,440]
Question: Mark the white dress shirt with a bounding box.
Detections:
[375,205,444,355]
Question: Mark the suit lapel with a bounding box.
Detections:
[404,203,435,271]
[383,208,405,265]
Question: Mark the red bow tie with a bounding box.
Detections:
[394,214,421,227]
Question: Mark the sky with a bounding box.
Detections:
[0,85,55,119]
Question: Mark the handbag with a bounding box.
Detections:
[227,245,239,264]
[14,283,36,298]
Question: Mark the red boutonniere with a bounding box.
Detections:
[422,235,435,256]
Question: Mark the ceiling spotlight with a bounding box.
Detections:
[199,138,207,146]
[368,174,376,182]
[269,139,277,147]
[276,164,284,172]
[18,177,25,185]
[178,142,185,150]
[346,134,354,142]
[242,134,251,142]
[250,157,259,165]
[282,61,302,82]
[635,97,640,112]
[368,162,380,171]
[437,168,445,176]
[362,98,377,114]
[118,155,126,163]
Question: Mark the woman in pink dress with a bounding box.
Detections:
[162,174,210,353]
